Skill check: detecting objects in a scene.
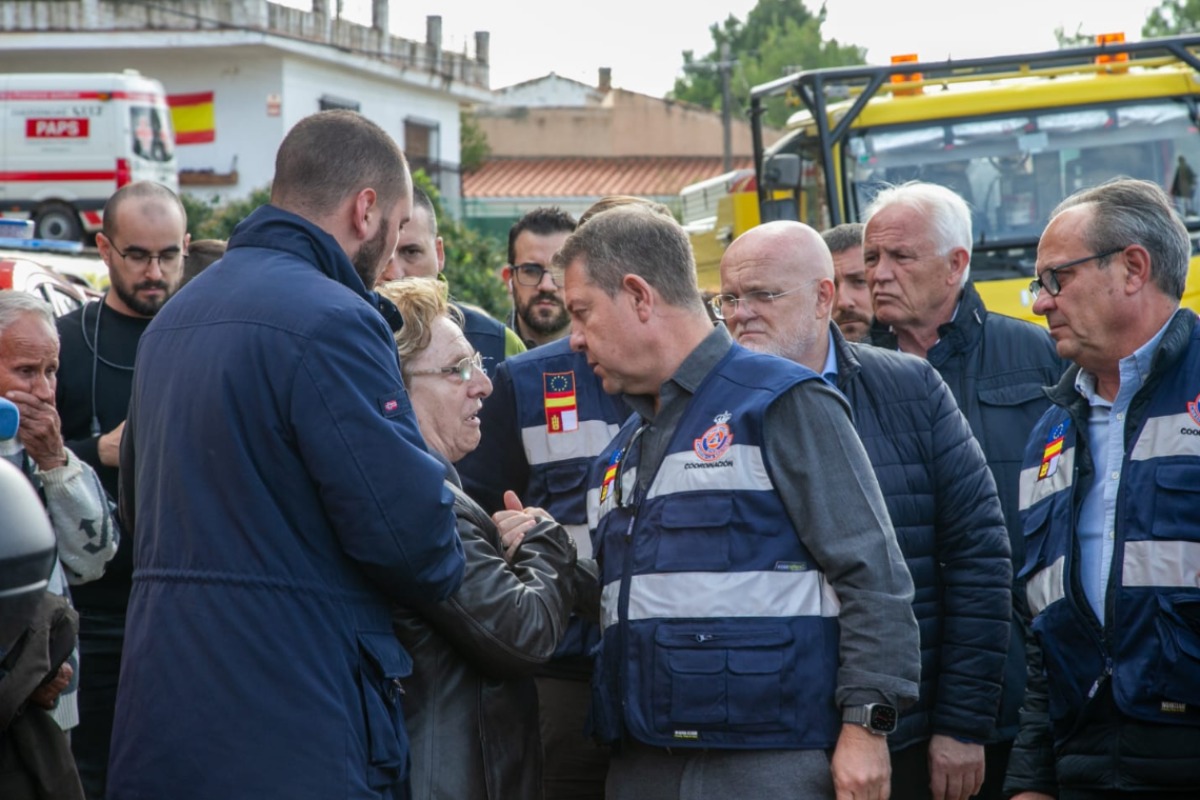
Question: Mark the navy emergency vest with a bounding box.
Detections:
[589,346,842,750]
[1018,313,1200,736]
[508,338,627,668]
[507,338,627,556]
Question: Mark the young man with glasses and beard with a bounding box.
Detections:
[502,207,577,349]
[53,180,188,798]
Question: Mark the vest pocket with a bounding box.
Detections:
[1151,465,1200,542]
[1153,594,1200,708]
[652,624,793,733]
[357,632,412,788]
[654,494,733,571]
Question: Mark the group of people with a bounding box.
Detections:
[0,107,1196,800]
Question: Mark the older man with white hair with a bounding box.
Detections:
[864,182,1063,800]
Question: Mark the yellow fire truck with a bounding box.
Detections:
[683,34,1200,322]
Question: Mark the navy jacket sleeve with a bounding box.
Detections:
[290,308,465,605]
[456,359,530,514]
[923,364,1013,740]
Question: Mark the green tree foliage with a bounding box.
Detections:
[460,109,492,173]
[1144,0,1200,36]
[183,185,272,241]
[412,172,509,319]
[1054,24,1092,48]
[180,176,509,318]
[670,0,864,128]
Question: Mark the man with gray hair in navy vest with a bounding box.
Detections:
[1005,179,1200,798]
[555,204,919,800]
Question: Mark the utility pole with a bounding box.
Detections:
[719,42,733,172]
[684,43,738,172]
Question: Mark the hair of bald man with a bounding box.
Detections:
[271,110,409,220]
[101,180,187,241]
[411,184,439,235]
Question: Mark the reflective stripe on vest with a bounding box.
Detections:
[600,569,841,631]
[1026,555,1066,617]
[521,418,622,466]
[645,444,771,500]
[1130,412,1200,461]
[1122,539,1200,588]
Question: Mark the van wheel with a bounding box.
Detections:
[34,203,83,241]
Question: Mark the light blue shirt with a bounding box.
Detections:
[820,329,839,387]
[1073,318,1172,623]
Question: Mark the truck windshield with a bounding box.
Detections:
[843,98,1200,279]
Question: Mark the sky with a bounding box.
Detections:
[361,0,1161,98]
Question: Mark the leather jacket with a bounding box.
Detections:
[394,481,578,799]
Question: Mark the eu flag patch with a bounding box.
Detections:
[544,371,579,433]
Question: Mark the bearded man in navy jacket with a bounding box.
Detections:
[108,110,465,800]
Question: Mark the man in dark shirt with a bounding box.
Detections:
[557,205,919,800]
[54,180,188,798]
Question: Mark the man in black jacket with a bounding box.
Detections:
[719,220,1013,800]
[53,181,188,798]
[863,182,1064,800]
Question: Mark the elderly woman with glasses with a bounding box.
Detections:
[376,278,579,800]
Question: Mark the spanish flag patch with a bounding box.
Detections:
[544,371,578,433]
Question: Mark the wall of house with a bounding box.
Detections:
[477,88,768,158]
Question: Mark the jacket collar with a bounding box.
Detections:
[867,282,987,363]
[829,322,861,390]
[227,204,371,303]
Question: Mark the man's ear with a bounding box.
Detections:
[622,273,655,321]
[435,236,446,274]
[815,277,836,319]
[947,247,970,286]
[96,231,114,266]
[1121,245,1152,295]
[352,188,378,240]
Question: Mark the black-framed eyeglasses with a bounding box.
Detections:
[1029,247,1125,298]
[112,244,185,270]
[512,263,558,287]
[409,352,484,382]
[710,286,805,320]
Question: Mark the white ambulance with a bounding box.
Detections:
[0,71,179,241]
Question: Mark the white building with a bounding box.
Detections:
[0,0,493,211]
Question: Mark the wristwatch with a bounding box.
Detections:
[842,703,898,736]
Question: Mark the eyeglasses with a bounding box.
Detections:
[512,263,558,287]
[409,351,484,382]
[112,244,184,270]
[710,286,806,320]
[1029,247,1125,298]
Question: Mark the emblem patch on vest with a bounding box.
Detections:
[1188,392,1200,429]
[1038,420,1069,480]
[599,447,622,504]
[544,371,579,433]
[694,411,734,462]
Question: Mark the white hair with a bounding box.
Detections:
[864,181,973,286]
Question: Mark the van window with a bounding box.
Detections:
[130,105,174,163]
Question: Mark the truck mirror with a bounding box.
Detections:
[762,154,801,191]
